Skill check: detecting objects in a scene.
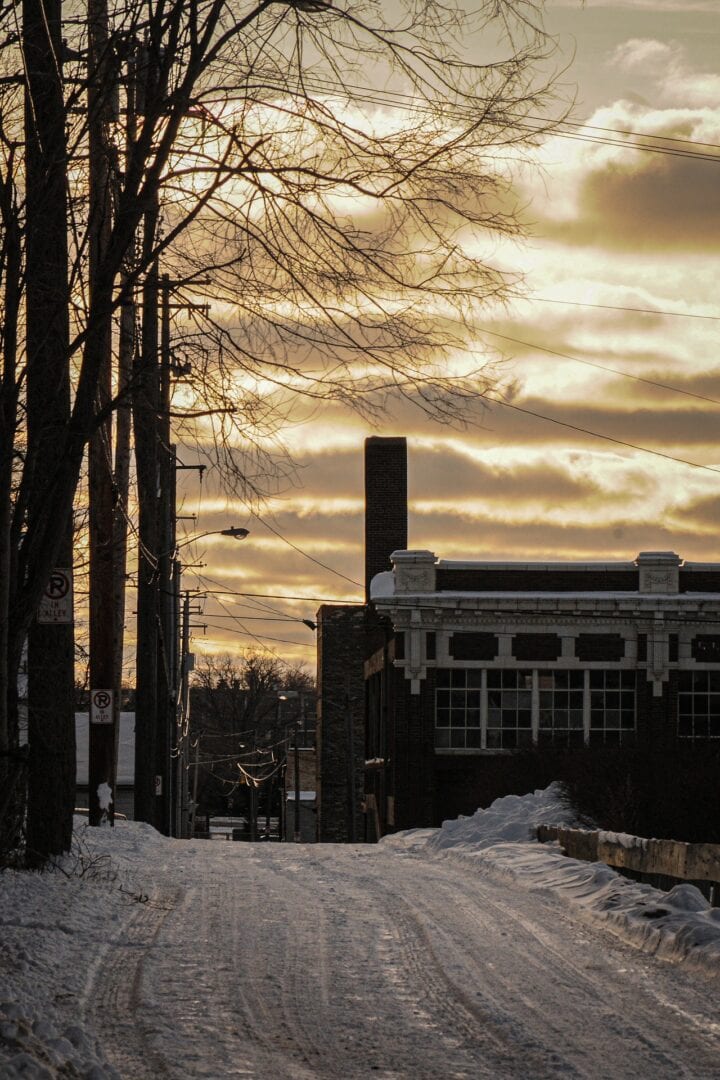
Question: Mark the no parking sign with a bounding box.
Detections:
[91,689,114,725]
[38,568,73,624]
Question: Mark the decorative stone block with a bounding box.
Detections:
[391,549,437,594]
[637,551,680,594]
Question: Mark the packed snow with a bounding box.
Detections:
[383,783,720,972]
[1,786,719,1078]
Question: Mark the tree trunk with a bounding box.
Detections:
[132,221,160,826]
[23,0,75,862]
[87,0,118,826]
[0,152,23,853]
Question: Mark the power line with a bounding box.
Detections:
[249,509,363,588]
[528,296,720,323]
[491,397,720,476]
[531,125,720,164]
[203,621,315,648]
[243,74,720,164]
[200,589,363,603]
[529,113,720,153]
[477,326,720,408]
[203,613,304,623]
[190,566,318,656]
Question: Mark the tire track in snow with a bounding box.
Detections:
[86,844,720,1079]
[369,855,720,1079]
[84,887,179,1078]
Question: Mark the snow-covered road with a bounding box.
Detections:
[3,789,720,1078]
[86,841,720,1080]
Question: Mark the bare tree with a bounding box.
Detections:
[1,0,564,856]
[188,652,313,822]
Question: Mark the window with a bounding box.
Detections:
[538,670,585,748]
[487,670,532,749]
[678,671,720,739]
[691,636,720,663]
[637,633,647,662]
[589,670,636,745]
[433,667,637,751]
[435,668,483,749]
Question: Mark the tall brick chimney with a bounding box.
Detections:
[364,436,408,601]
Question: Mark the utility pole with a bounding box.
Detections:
[88,0,118,826]
[112,48,138,782]
[133,40,168,828]
[190,733,201,839]
[24,0,75,859]
[293,720,301,843]
[249,733,258,842]
[177,587,193,836]
[345,687,357,844]
[156,282,209,834]
[155,273,175,835]
[132,191,160,826]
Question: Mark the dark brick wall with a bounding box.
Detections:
[513,633,562,661]
[437,569,639,592]
[435,566,720,595]
[680,570,720,592]
[387,668,435,830]
[575,633,625,662]
[316,605,366,841]
[364,437,407,600]
[450,632,498,660]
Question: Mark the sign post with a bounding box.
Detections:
[37,569,73,624]
[91,689,114,725]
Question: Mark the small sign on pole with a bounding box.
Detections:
[90,689,114,725]
[38,569,73,624]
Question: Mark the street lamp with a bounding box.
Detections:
[177,525,249,838]
[176,526,249,551]
[277,690,304,843]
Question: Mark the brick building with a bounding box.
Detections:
[316,438,407,841]
[317,438,720,840]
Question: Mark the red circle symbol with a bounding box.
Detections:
[46,572,70,599]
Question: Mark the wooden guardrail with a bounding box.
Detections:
[536,826,720,887]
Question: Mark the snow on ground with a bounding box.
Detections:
[1,787,719,1077]
[382,783,720,973]
[0,822,167,1079]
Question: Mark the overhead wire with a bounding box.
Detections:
[490,396,720,476]
[200,589,363,604]
[527,296,720,323]
[245,72,720,164]
[477,326,720,408]
[248,508,362,588]
[203,620,315,648]
[192,569,316,657]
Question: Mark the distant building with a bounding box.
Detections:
[284,746,317,842]
[75,712,135,818]
[316,438,720,840]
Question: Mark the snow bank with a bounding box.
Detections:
[428,782,577,850]
[0,818,167,1079]
[383,784,720,975]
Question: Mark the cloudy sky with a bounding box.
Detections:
[173,0,720,670]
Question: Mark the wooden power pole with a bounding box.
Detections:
[87,0,118,826]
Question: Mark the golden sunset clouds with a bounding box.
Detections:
[171,1,719,667]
